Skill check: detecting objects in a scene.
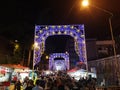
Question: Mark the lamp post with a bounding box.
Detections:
[81,0,119,85]
[33,42,39,70]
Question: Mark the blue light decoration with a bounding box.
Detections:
[34,25,87,69]
[49,53,69,71]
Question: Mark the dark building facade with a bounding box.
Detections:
[88,55,120,86]
[65,38,114,61]
[0,37,10,63]
[86,39,98,60]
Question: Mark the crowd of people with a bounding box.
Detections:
[9,71,97,90]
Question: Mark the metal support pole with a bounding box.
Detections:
[109,16,118,85]
[91,5,119,85]
[109,16,118,71]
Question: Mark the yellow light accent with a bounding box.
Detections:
[52,31,55,35]
[64,31,67,34]
[34,42,39,48]
[58,31,61,35]
[70,32,73,35]
[35,36,39,38]
[15,44,19,50]
[39,30,43,33]
[45,26,48,29]
[42,37,45,40]
[77,29,80,32]
[64,25,67,28]
[81,35,84,37]
[71,26,74,29]
[75,36,77,40]
[52,26,55,28]
[46,56,49,59]
[58,26,61,28]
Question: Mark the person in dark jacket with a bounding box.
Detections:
[15,80,21,90]
[25,79,34,90]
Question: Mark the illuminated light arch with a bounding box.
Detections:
[49,53,69,70]
[34,25,87,68]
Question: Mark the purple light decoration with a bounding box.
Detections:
[34,25,87,67]
[49,53,69,70]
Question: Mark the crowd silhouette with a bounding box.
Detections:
[12,70,97,90]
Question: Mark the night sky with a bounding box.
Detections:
[0,0,120,42]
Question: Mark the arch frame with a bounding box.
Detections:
[49,53,69,70]
[33,25,87,68]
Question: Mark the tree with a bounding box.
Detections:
[9,40,23,64]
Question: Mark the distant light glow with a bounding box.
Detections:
[15,40,18,42]
[15,44,19,50]
[49,53,69,70]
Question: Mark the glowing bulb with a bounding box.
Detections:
[42,37,45,40]
[46,33,49,36]
[52,31,55,35]
[64,31,67,34]
[75,36,78,40]
[70,32,73,35]
[71,26,74,29]
[15,44,19,50]
[34,42,39,48]
[81,35,84,37]
[46,56,49,59]
[45,26,48,29]
[52,26,55,28]
[83,41,85,43]
[40,30,43,33]
[77,29,80,32]
[64,25,67,28]
[58,31,61,35]
[58,26,61,28]
[35,35,39,38]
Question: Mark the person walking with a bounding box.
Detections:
[32,79,43,90]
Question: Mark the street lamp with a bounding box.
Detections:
[82,0,89,7]
[81,0,119,85]
[46,55,49,60]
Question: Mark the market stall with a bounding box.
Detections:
[0,64,30,83]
